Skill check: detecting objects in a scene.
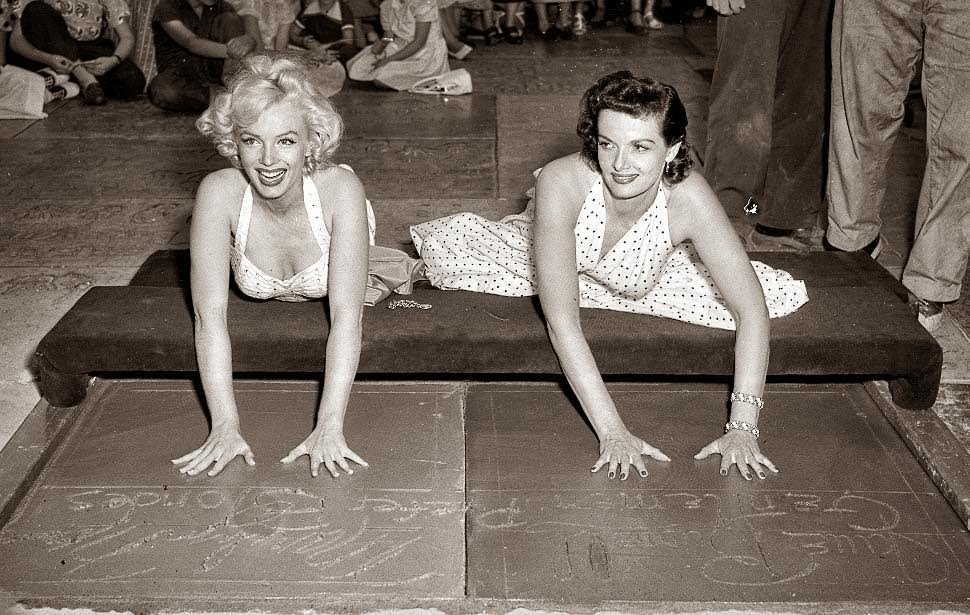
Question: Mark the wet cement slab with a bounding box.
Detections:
[0,380,466,605]
[465,382,970,603]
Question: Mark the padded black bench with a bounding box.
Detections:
[34,249,942,410]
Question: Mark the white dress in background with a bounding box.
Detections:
[347,0,449,90]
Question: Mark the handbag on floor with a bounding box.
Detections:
[409,68,472,95]
[0,65,47,119]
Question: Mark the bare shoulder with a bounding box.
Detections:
[665,171,717,215]
[536,153,599,216]
[311,164,366,201]
[538,153,596,189]
[665,171,732,243]
[195,168,247,215]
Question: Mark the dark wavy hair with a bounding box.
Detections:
[577,71,694,185]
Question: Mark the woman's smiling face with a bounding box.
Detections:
[236,100,309,202]
[596,109,677,202]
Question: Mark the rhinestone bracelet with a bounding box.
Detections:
[729,391,764,410]
[386,299,432,310]
[725,420,760,439]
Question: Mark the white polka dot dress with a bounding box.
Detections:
[410,174,808,330]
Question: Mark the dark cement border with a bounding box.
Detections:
[869,380,970,531]
[0,381,94,527]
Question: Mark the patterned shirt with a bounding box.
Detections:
[8,0,130,41]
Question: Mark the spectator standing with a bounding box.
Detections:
[702,0,832,250]
[825,0,970,332]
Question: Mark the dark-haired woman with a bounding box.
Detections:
[410,71,808,481]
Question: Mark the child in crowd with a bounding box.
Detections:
[533,0,584,40]
[147,0,255,112]
[232,0,299,50]
[291,0,358,62]
[492,0,523,42]
[345,0,381,47]
[4,0,145,105]
[231,0,346,96]
[438,0,473,59]
[346,0,448,90]
[626,0,661,32]
[452,0,499,46]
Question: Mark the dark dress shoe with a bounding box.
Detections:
[484,26,501,46]
[82,82,107,105]
[540,27,560,41]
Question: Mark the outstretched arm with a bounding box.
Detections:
[668,174,776,479]
[281,168,369,477]
[174,172,255,477]
[534,159,670,480]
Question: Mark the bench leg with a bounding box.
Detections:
[889,362,942,411]
[35,354,91,408]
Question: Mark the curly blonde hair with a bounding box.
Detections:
[196,54,343,175]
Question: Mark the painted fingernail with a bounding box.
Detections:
[744,473,752,481]
[639,469,648,477]
[608,471,615,479]
[720,469,727,476]
[620,472,628,480]
[758,472,766,479]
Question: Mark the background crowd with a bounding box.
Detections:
[0,0,966,334]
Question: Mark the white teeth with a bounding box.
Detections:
[258,169,284,179]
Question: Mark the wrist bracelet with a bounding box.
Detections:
[725,420,760,439]
[730,391,764,410]
[381,35,394,42]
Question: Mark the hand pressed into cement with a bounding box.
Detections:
[592,429,670,480]
[280,429,368,478]
[172,424,256,477]
[694,430,778,480]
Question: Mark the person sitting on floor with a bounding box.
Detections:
[231,0,299,52]
[178,54,421,478]
[4,0,145,105]
[411,71,809,480]
[230,0,347,96]
[147,0,256,112]
[290,0,358,63]
[346,0,448,90]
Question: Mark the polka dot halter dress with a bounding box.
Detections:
[410,172,808,330]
